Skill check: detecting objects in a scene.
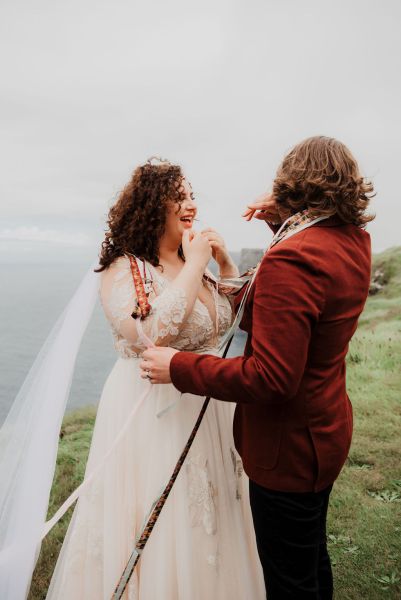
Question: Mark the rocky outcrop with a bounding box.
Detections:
[369,268,386,295]
[238,248,264,274]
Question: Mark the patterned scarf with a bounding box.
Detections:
[268,209,327,249]
[216,209,330,295]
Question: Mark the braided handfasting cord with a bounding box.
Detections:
[111,334,234,600]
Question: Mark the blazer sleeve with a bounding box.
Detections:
[170,243,326,404]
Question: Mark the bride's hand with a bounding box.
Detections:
[200,227,231,267]
[182,229,212,268]
[242,192,282,224]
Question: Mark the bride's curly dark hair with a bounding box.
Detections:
[95,158,189,273]
[272,136,375,227]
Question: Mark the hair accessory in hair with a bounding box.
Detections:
[146,156,171,166]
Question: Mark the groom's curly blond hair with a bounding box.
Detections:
[273,136,375,227]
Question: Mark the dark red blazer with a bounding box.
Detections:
[170,217,371,492]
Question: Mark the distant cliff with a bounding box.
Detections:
[237,248,264,274]
[208,248,264,276]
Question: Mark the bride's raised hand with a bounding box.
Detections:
[200,228,230,265]
[242,192,282,224]
[182,229,212,269]
[200,227,239,278]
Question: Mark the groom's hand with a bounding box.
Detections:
[242,192,282,224]
[140,347,179,384]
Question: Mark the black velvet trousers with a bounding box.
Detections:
[249,480,333,600]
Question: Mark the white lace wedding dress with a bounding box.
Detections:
[46,255,265,600]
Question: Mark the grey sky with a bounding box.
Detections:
[1,0,400,255]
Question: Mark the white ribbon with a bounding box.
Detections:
[42,319,155,539]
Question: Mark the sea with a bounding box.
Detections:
[0,257,247,425]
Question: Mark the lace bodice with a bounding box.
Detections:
[99,255,233,358]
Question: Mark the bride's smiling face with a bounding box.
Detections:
[163,178,197,244]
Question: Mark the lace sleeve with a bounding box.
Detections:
[216,275,251,295]
[99,256,188,351]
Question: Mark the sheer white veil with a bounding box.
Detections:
[0,261,100,599]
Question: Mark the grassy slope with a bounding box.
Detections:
[28,408,97,600]
[29,248,401,599]
[328,247,401,599]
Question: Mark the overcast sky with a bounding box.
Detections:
[1,0,400,258]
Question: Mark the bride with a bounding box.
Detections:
[45,158,265,599]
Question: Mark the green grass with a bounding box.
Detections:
[28,407,97,600]
[29,247,401,599]
[328,246,401,599]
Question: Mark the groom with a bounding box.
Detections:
[141,136,373,599]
